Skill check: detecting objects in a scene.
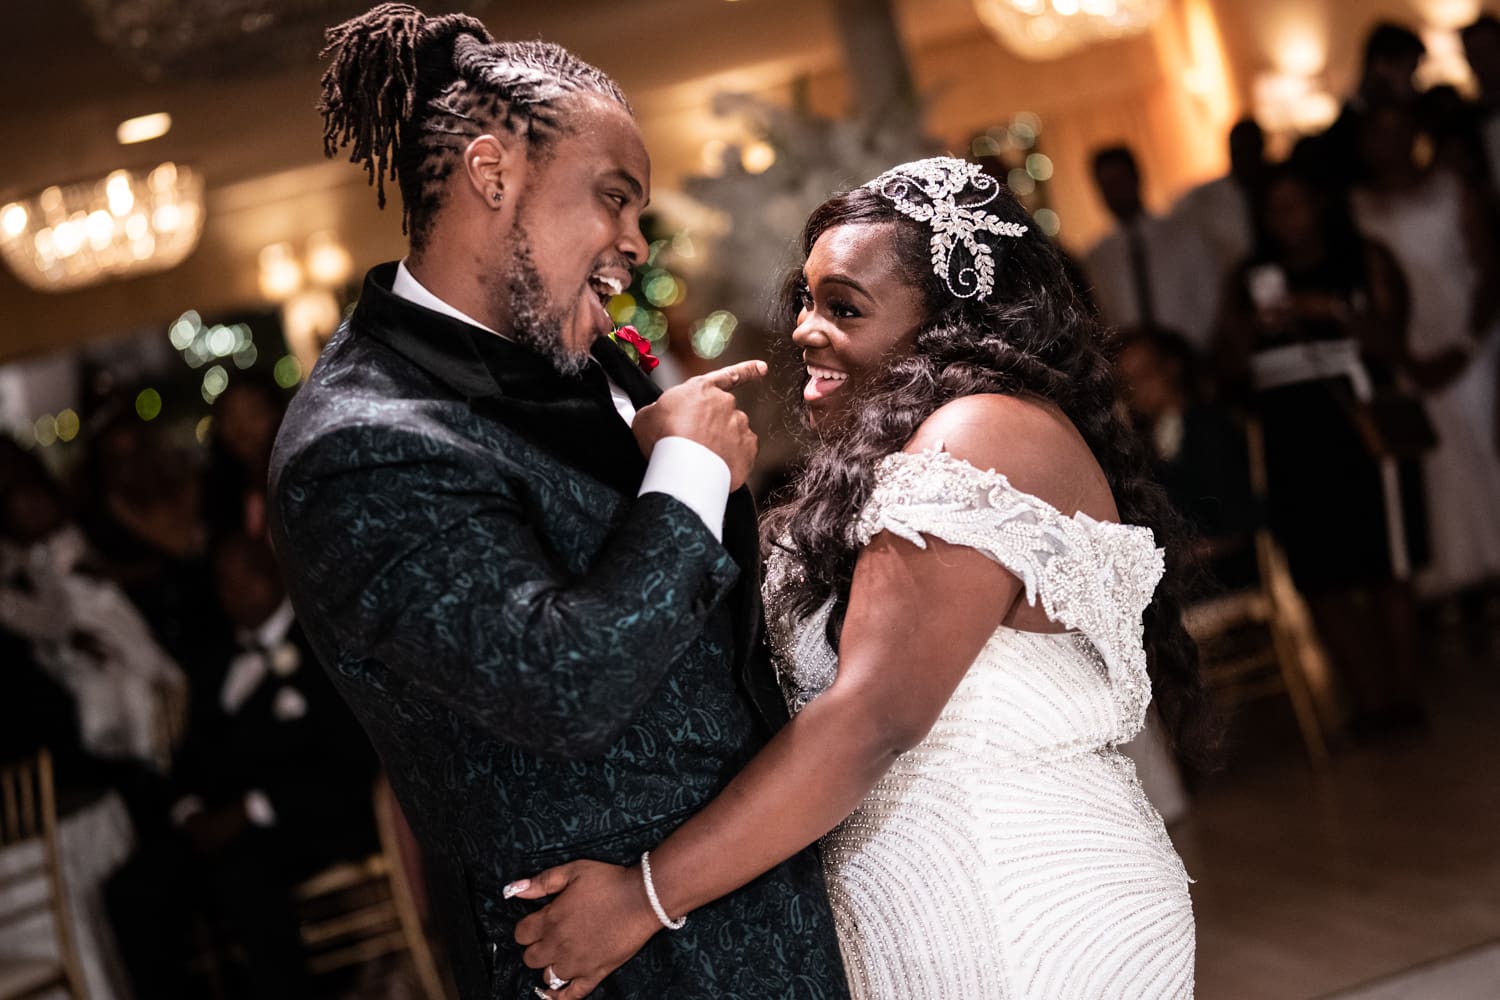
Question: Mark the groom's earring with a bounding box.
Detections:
[491,190,504,205]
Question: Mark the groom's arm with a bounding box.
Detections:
[271,423,739,761]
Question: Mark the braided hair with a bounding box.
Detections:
[763,185,1219,767]
[318,3,630,249]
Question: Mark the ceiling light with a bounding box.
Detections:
[117,112,173,145]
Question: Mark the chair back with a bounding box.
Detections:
[0,750,87,996]
[290,777,448,998]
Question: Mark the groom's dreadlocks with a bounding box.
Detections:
[318,3,631,249]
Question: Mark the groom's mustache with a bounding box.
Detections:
[591,254,633,279]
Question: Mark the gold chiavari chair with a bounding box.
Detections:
[293,776,447,998]
[1185,419,1335,768]
[0,750,87,999]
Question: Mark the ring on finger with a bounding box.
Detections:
[546,966,569,991]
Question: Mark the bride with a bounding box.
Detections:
[510,157,1210,998]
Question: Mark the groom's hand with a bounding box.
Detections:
[632,361,768,490]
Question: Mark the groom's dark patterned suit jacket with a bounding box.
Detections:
[269,265,846,1000]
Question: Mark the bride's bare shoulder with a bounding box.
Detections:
[904,393,1119,524]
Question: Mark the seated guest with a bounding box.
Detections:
[0,441,186,770]
[202,374,289,543]
[79,408,227,672]
[1117,328,1258,592]
[107,533,378,1000]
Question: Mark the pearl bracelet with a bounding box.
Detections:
[639,851,687,930]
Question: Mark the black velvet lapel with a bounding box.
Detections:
[353,263,785,727]
[353,263,646,496]
[591,336,662,410]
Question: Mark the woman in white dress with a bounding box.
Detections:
[510,158,1209,999]
[1352,103,1500,598]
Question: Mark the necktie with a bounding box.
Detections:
[1125,222,1157,330]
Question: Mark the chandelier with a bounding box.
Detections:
[974,0,1169,60]
[0,163,205,293]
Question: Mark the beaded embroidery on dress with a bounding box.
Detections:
[766,448,1196,999]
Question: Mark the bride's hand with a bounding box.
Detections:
[509,860,662,999]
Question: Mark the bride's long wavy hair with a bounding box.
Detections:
[762,181,1218,766]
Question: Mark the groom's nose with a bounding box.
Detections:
[617,220,648,266]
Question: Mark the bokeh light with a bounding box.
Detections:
[202,364,229,403]
[169,310,201,350]
[607,293,637,326]
[274,354,303,388]
[135,387,162,421]
[741,140,777,175]
[691,310,739,360]
[33,415,58,448]
[233,343,259,369]
[1034,208,1062,236]
[55,409,80,442]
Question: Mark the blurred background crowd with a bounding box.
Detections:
[1,2,1498,999]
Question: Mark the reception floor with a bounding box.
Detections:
[1180,615,1500,1000]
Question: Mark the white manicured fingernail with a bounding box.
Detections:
[503,879,529,898]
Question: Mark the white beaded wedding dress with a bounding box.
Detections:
[766,448,1196,999]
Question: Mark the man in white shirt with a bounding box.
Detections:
[1463,15,1500,186]
[1171,119,1267,290]
[1084,145,1221,352]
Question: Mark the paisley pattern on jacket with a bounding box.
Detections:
[270,264,847,1000]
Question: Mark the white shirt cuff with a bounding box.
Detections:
[243,790,277,827]
[639,436,731,542]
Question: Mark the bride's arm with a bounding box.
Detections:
[512,398,1088,997]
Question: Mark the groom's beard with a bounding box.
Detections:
[506,238,589,377]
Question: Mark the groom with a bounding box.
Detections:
[269,5,846,998]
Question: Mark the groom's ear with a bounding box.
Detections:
[461,133,522,211]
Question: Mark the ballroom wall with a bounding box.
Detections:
[0,0,1487,363]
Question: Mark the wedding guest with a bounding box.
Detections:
[1352,103,1500,601]
[80,409,225,671]
[1300,22,1425,188]
[0,442,186,771]
[1117,328,1256,592]
[1171,119,1269,289]
[1084,145,1219,352]
[203,373,288,542]
[106,532,377,1000]
[1462,15,1500,184]
[1216,164,1426,735]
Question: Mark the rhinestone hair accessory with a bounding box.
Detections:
[863,157,1028,300]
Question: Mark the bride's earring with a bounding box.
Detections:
[492,191,504,205]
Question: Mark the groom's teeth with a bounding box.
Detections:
[807,366,847,381]
[592,274,624,296]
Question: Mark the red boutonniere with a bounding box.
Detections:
[608,325,660,373]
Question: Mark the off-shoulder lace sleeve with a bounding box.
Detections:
[854,447,1165,729]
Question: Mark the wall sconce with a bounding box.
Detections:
[1252,72,1340,136]
[256,231,355,383]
